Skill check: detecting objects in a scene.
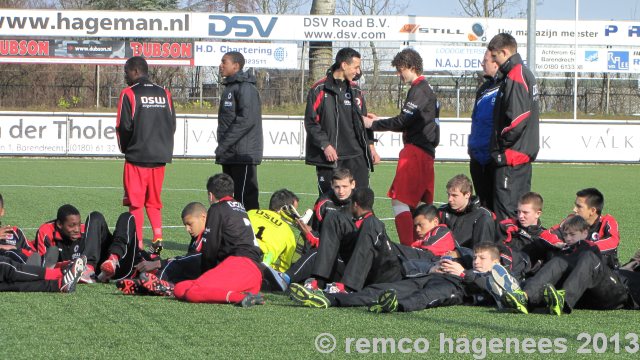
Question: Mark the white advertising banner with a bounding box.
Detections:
[194,42,298,69]
[0,113,638,163]
[1,10,639,46]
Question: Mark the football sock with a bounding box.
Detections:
[45,268,63,280]
[146,206,163,241]
[394,211,415,246]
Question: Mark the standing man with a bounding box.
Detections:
[117,56,176,252]
[216,51,263,211]
[364,48,440,246]
[487,33,540,221]
[305,47,380,195]
[468,50,500,211]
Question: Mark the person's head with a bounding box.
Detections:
[481,49,499,78]
[391,48,423,84]
[55,204,82,241]
[446,174,473,211]
[487,33,517,66]
[220,51,244,78]
[413,204,439,238]
[269,189,300,211]
[351,187,374,217]
[0,193,4,218]
[574,188,604,225]
[206,173,234,204]
[561,215,590,245]
[124,56,148,86]
[331,168,356,201]
[472,243,501,272]
[332,47,362,82]
[181,202,208,238]
[517,192,543,227]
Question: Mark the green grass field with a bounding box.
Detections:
[1,158,639,359]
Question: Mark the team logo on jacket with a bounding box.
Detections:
[140,96,166,105]
[591,233,600,241]
[224,93,233,107]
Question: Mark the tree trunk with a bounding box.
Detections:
[308,0,335,83]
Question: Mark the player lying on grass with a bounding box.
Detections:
[116,202,207,295]
[0,254,86,293]
[133,174,265,307]
[539,188,620,269]
[35,205,138,283]
[289,243,521,313]
[499,215,636,315]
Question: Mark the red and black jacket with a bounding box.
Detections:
[0,226,35,257]
[491,53,539,167]
[35,221,86,263]
[410,224,457,256]
[370,76,440,157]
[200,197,263,272]
[116,77,176,165]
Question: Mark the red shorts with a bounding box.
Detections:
[122,162,165,208]
[388,144,434,208]
[174,256,262,304]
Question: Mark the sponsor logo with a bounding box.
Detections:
[208,15,278,38]
[607,51,629,71]
[273,47,286,62]
[140,96,166,105]
[584,50,599,62]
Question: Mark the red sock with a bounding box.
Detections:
[129,206,145,249]
[45,268,63,280]
[146,207,163,241]
[395,211,415,246]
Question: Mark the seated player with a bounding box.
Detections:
[410,204,457,256]
[438,174,495,247]
[501,216,629,315]
[290,243,520,313]
[0,193,38,264]
[140,173,265,307]
[117,202,207,295]
[35,205,138,283]
[621,249,640,272]
[0,254,86,293]
[539,188,620,269]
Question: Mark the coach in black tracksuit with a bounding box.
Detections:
[488,34,540,221]
[305,48,376,195]
[216,52,263,211]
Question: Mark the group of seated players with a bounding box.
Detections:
[1,168,640,315]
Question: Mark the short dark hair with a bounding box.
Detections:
[413,204,438,221]
[576,188,604,215]
[206,173,234,199]
[391,48,423,75]
[224,51,245,70]
[561,215,590,233]
[446,174,473,195]
[332,168,354,183]
[519,192,544,212]
[125,56,148,75]
[57,204,80,224]
[181,202,207,219]
[269,189,299,211]
[335,47,361,67]
[473,242,500,260]
[487,33,518,54]
[352,187,374,211]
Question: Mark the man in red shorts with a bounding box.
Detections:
[364,48,440,246]
[116,56,176,252]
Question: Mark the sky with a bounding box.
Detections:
[408,0,640,21]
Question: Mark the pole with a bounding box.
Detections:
[573,0,579,120]
[526,0,536,74]
[300,42,306,103]
[95,65,100,108]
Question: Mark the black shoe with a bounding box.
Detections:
[240,292,266,308]
[60,256,86,293]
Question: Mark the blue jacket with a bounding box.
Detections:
[468,76,499,165]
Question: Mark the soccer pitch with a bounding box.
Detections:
[0,158,639,359]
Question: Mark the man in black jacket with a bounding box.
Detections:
[438,174,495,248]
[117,56,176,252]
[364,48,440,246]
[488,33,540,221]
[305,47,380,195]
[216,51,263,211]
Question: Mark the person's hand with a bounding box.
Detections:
[553,242,567,249]
[369,145,381,165]
[0,225,12,241]
[135,259,161,272]
[440,259,465,276]
[362,116,374,128]
[323,145,338,162]
[366,113,378,120]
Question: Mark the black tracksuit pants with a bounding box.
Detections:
[158,253,202,283]
[470,159,494,211]
[0,256,59,292]
[493,162,532,221]
[222,164,259,211]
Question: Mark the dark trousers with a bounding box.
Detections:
[222,164,260,211]
[286,249,345,285]
[158,253,202,283]
[493,162,532,221]
[0,256,59,292]
[316,156,369,195]
[470,159,494,211]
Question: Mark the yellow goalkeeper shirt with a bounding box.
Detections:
[248,209,297,272]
